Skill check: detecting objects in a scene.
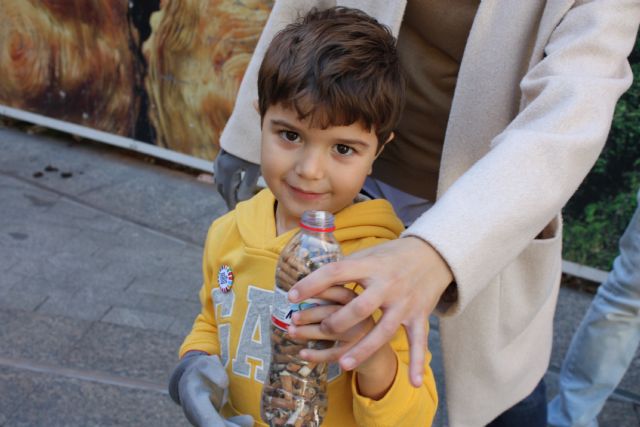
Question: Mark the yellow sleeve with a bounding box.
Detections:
[341,234,438,426]
[350,324,438,427]
[179,224,221,358]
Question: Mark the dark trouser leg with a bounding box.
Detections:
[486,378,547,427]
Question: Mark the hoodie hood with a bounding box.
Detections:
[234,189,404,255]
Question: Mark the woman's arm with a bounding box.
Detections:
[290,0,640,386]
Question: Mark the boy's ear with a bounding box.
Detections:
[375,132,394,159]
[369,132,394,174]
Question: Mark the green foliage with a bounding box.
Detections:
[562,37,640,271]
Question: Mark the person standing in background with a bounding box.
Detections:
[548,189,640,427]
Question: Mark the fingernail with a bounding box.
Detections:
[287,325,296,336]
[299,350,308,359]
[341,357,356,370]
[288,289,299,302]
[414,374,423,385]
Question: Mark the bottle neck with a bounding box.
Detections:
[299,210,335,233]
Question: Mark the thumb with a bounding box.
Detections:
[218,170,242,210]
[236,165,260,202]
[179,376,226,427]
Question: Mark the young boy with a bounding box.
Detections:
[169,7,437,427]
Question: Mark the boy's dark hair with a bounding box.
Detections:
[258,6,405,147]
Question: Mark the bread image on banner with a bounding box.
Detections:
[0,0,140,137]
[143,0,274,160]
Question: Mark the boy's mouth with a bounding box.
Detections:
[287,184,326,200]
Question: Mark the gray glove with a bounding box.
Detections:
[169,352,254,427]
[213,149,261,210]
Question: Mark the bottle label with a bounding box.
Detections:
[271,287,329,331]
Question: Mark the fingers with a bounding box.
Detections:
[319,283,385,336]
[214,151,242,209]
[291,304,341,326]
[404,317,428,387]
[298,341,354,363]
[338,308,404,371]
[216,169,241,209]
[289,260,363,303]
[236,164,260,202]
[288,323,334,342]
[214,150,260,209]
[289,316,370,341]
[306,285,357,307]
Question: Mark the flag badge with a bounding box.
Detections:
[218,265,234,293]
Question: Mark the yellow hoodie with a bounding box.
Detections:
[180,189,437,426]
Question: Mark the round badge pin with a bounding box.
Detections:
[218,265,234,293]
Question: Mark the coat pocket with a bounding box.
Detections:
[498,214,563,347]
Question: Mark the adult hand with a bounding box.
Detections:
[288,237,453,387]
[213,149,261,209]
[169,352,254,427]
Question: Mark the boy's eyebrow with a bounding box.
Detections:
[269,119,300,131]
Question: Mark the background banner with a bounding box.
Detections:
[0,0,274,162]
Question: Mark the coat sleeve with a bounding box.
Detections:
[219,0,407,164]
[403,0,640,316]
[179,223,223,357]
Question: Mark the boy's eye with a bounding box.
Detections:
[335,144,354,156]
[280,131,300,142]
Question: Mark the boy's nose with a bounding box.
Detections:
[295,148,325,180]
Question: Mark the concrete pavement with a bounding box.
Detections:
[0,124,638,426]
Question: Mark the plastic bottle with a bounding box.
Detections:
[261,210,343,427]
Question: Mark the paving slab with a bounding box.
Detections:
[102,306,176,332]
[1,370,188,427]
[0,309,91,365]
[0,128,151,201]
[0,271,22,292]
[61,321,183,384]
[119,294,202,320]
[126,267,202,301]
[79,169,225,245]
[167,316,199,339]
[38,293,112,322]
[0,127,227,245]
[0,282,49,312]
[0,366,43,425]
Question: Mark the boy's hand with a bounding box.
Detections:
[213,149,260,209]
[287,286,398,399]
[169,352,254,427]
[287,286,373,365]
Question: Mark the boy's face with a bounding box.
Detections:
[261,103,380,232]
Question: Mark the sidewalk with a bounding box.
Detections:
[0,125,638,426]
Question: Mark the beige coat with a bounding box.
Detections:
[220,1,640,425]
